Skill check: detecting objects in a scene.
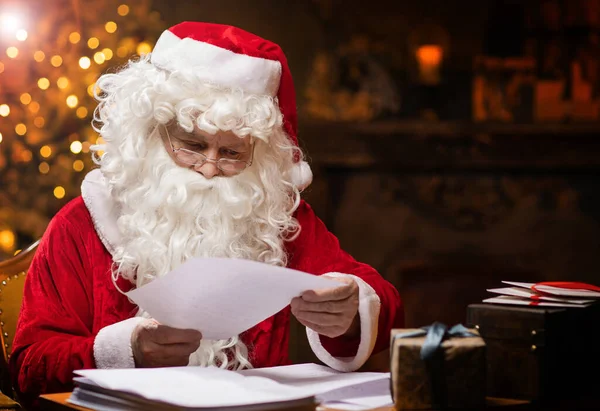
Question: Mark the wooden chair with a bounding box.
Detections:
[0,240,40,408]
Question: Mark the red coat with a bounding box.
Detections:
[10,195,403,408]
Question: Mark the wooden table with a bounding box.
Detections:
[39,392,535,411]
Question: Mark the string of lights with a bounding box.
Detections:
[0,0,165,258]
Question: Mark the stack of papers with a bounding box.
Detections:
[68,363,393,411]
[483,281,600,308]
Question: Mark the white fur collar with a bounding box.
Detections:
[81,169,121,257]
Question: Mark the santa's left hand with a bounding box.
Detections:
[291,277,360,339]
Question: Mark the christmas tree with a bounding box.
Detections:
[0,0,165,259]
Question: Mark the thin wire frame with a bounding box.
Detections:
[162,125,254,174]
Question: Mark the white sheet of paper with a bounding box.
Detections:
[126,257,342,340]
[502,281,600,298]
[487,287,594,304]
[239,363,392,410]
[239,363,389,395]
[483,295,591,308]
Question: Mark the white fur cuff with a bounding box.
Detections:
[93,317,145,369]
[306,273,381,372]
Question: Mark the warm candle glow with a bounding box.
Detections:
[416,45,444,85]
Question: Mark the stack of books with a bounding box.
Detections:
[483,281,600,308]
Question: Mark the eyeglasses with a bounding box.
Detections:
[162,125,254,175]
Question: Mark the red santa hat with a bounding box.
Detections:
[150,21,312,189]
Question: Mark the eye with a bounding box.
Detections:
[221,148,240,157]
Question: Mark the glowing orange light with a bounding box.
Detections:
[54,186,66,199]
[33,50,45,62]
[39,162,50,174]
[105,22,117,34]
[87,37,100,49]
[117,4,130,16]
[20,93,31,104]
[15,123,27,135]
[69,32,81,44]
[50,55,63,67]
[38,77,50,90]
[66,95,79,108]
[6,47,19,58]
[136,42,151,55]
[416,45,443,66]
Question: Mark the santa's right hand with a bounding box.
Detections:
[131,319,202,368]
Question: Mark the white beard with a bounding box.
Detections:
[107,137,296,370]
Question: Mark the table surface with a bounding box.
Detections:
[39,392,535,411]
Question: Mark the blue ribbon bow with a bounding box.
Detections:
[392,322,478,409]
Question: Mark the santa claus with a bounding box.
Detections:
[10,22,403,408]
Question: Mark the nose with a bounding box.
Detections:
[194,161,219,179]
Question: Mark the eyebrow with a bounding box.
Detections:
[171,129,248,150]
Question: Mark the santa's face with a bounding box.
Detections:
[159,123,254,179]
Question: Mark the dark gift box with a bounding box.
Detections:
[390,323,486,410]
[466,303,600,402]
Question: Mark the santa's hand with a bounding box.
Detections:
[291,277,360,339]
[131,319,202,367]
